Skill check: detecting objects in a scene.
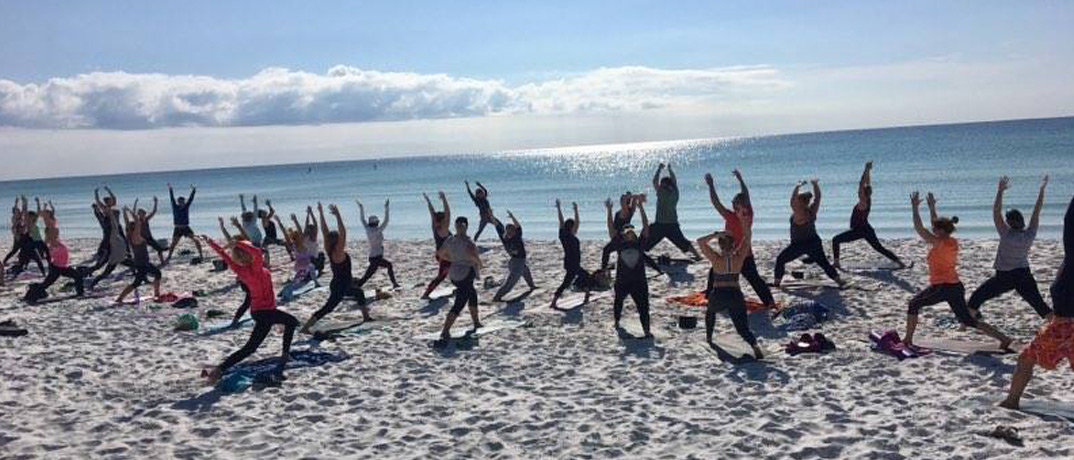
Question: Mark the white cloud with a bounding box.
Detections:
[0,65,789,129]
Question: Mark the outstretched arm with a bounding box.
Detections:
[382,199,390,229]
[911,192,936,244]
[330,204,346,243]
[705,173,729,215]
[266,201,275,219]
[556,199,565,228]
[652,163,664,189]
[239,194,247,213]
[667,164,678,190]
[424,192,435,217]
[169,184,177,207]
[290,213,301,232]
[230,216,250,241]
[187,185,196,204]
[476,181,488,196]
[507,210,520,229]
[317,203,330,250]
[305,206,314,229]
[466,181,476,201]
[1030,175,1048,230]
[993,176,1009,233]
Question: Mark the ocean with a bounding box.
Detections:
[3,117,1073,241]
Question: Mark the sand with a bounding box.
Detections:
[1,237,1072,459]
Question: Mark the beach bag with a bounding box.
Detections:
[173,298,199,309]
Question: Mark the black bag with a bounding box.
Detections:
[173,298,199,309]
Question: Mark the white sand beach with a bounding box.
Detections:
[1,237,1071,459]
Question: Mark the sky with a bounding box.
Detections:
[1,0,1072,180]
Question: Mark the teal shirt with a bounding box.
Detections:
[655,186,679,224]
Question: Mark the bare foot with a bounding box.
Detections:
[998,399,1020,410]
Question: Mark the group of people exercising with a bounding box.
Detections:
[4,161,1070,409]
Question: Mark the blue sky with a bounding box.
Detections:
[1,1,1072,179]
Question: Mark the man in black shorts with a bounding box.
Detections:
[165,183,203,263]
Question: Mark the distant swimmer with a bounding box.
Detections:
[831,162,906,270]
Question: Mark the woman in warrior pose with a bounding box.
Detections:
[831,162,906,269]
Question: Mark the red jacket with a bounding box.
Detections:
[209,239,276,312]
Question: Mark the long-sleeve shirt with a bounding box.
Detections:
[209,240,276,311]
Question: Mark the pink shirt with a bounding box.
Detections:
[50,241,70,269]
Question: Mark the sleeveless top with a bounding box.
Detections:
[790,211,818,243]
[711,253,740,284]
[850,202,870,229]
[330,253,353,285]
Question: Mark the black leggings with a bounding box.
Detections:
[832,225,901,264]
[613,281,650,331]
[130,264,161,289]
[774,237,840,282]
[311,278,366,322]
[555,265,587,297]
[449,269,478,316]
[219,309,299,373]
[233,282,251,323]
[968,268,1051,318]
[1054,194,1074,316]
[4,234,45,275]
[422,258,450,297]
[642,223,694,254]
[41,265,85,296]
[707,287,756,345]
[908,283,977,326]
[473,217,493,242]
[706,255,774,306]
[357,255,398,287]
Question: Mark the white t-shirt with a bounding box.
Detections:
[365,225,385,258]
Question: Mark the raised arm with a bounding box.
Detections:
[147,197,159,219]
[556,199,565,228]
[381,199,390,229]
[466,181,476,201]
[638,200,650,237]
[809,179,822,215]
[790,182,803,211]
[94,188,105,207]
[186,185,196,204]
[230,216,250,241]
[926,192,939,223]
[317,203,330,244]
[251,195,260,215]
[476,181,489,196]
[330,204,346,244]
[695,232,720,265]
[733,169,751,207]
[168,184,177,207]
[572,202,580,235]
[507,210,520,229]
[204,236,233,266]
[993,176,1009,233]
[440,191,451,223]
[652,163,665,189]
[604,199,615,238]
[667,164,678,190]
[266,200,275,219]
[911,192,936,244]
[356,199,368,227]
[424,192,435,216]
[705,173,729,215]
[1030,175,1048,230]
[239,194,247,213]
[105,187,116,205]
[273,214,287,233]
[305,206,314,229]
[858,162,872,204]
[218,217,232,241]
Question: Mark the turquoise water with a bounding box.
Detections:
[3,117,1073,241]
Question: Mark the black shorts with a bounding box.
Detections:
[172,226,195,239]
